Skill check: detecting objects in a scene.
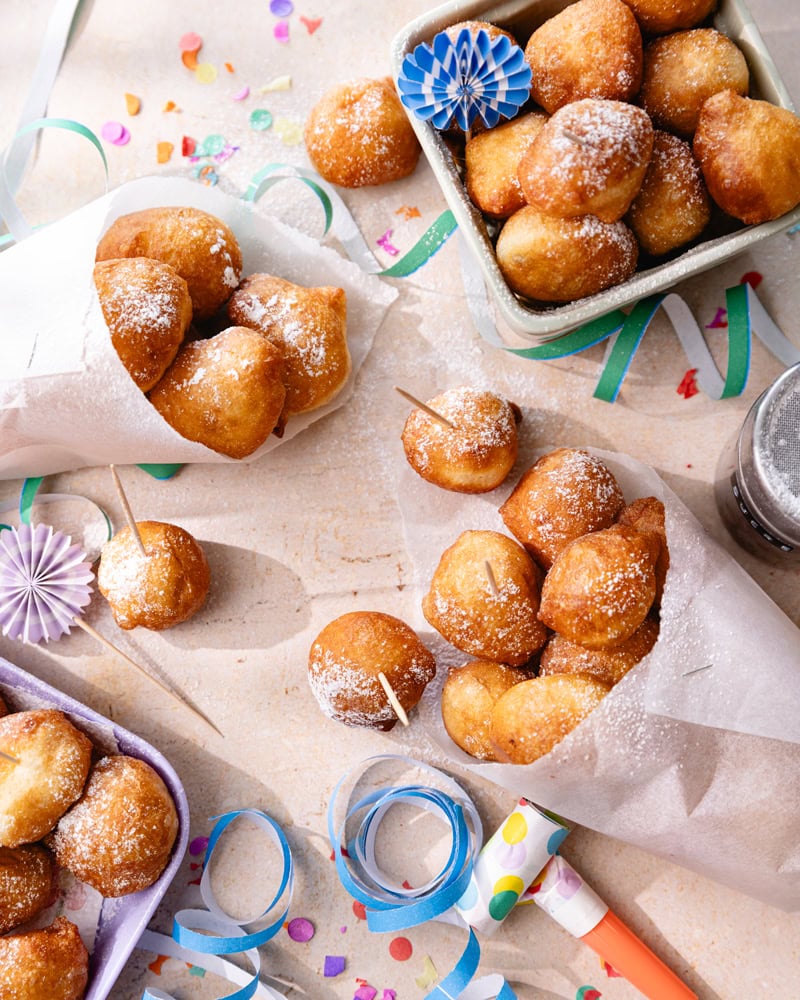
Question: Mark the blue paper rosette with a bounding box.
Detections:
[397,27,532,132]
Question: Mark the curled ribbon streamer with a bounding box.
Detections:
[327,755,518,1000]
[139,808,293,999]
[0,117,108,246]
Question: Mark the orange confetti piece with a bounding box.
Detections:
[148,954,169,975]
[156,141,174,164]
[182,49,199,70]
[162,100,179,112]
[225,62,235,73]
[396,205,421,219]
[124,93,140,116]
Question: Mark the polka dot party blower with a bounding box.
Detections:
[455,798,698,1000]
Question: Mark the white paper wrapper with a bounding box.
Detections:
[398,447,800,912]
[0,176,397,479]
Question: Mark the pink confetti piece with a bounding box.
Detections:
[705,307,727,329]
[354,988,377,1000]
[286,917,315,942]
[232,86,250,101]
[376,229,400,256]
[382,992,397,1000]
[179,31,203,52]
[100,121,130,146]
[274,21,290,43]
[324,955,346,977]
[300,15,323,33]
[213,144,239,163]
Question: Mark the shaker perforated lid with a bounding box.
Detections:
[739,363,800,548]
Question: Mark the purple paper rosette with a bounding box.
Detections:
[0,522,94,643]
[397,27,532,131]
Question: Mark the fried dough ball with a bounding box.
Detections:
[227,274,349,431]
[422,530,549,667]
[0,916,89,1000]
[46,755,179,897]
[626,130,710,255]
[0,844,57,934]
[445,19,517,46]
[97,520,211,631]
[93,257,192,391]
[518,99,654,223]
[640,29,749,138]
[304,77,421,188]
[465,112,548,219]
[500,448,625,569]
[401,386,521,493]
[539,525,659,649]
[496,206,638,303]
[96,206,242,320]
[618,496,670,604]
[539,615,660,686]
[441,659,529,761]
[0,710,92,848]
[620,0,718,34]
[307,611,436,730]
[149,326,286,458]
[694,90,800,225]
[524,0,643,114]
[489,675,610,764]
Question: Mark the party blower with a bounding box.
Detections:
[456,798,697,1000]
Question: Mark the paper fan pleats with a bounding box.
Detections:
[397,27,533,131]
[0,523,94,643]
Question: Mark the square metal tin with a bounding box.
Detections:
[391,0,800,341]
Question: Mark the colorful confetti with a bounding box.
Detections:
[270,0,294,14]
[232,86,250,101]
[194,133,226,156]
[354,987,377,1000]
[286,917,315,942]
[601,960,623,978]
[388,936,412,961]
[148,955,169,975]
[396,205,421,219]
[273,116,303,144]
[300,15,323,33]
[156,141,174,163]
[677,368,700,399]
[377,229,400,256]
[705,307,728,329]
[249,109,273,131]
[258,75,292,92]
[188,966,206,978]
[100,121,130,145]
[213,144,239,163]
[181,49,199,71]
[324,955,346,977]
[225,61,235,73]
[414,955,438,990]
[181,135,197,156]
[382,992,397,1000]
[124,92,140,115]
[194,164,218,185]
[352,901,366,920]
[274,21,290,43]
[162,100,179,112]
[576,988,602,1000]
[179,31,203,52]
[741,270,763,289]
[195,62,218,84]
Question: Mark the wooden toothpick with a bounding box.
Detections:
[394,386,455,430]
[109,464,147,557]
[484,560,500,597]
[72,616,224,738]
[377,671,409,727]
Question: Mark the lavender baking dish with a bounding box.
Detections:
[391,0,800,341]
[0,657,190,1000]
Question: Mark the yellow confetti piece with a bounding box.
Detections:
[257,75,292,93]
[156,141,174,164]
[195,62,218,84]
[162,100,179,112]
[273,116,303,145]
[124,92,140,116]
[414,955,438,990]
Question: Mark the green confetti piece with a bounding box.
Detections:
[197,133,226,156]
[249,109,273,131]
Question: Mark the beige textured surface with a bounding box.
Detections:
[1,1,799,998]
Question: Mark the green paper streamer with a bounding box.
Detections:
[137,463,182,480]
[378,209,457,277]
[722,283,751,398]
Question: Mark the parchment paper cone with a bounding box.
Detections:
[0,176,397,479]
[399,447,800,911]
